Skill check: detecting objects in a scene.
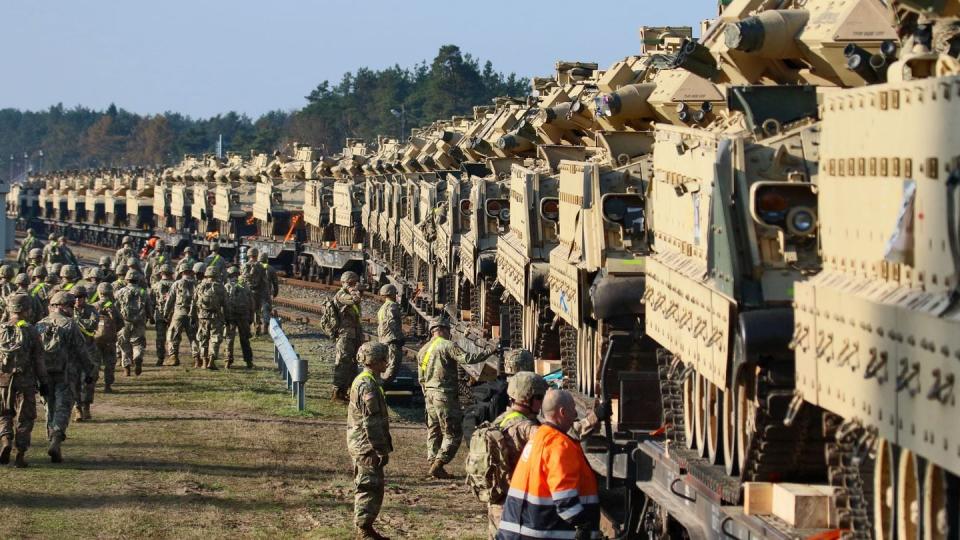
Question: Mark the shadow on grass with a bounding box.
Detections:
[0,491,351,512]
[59,457,330,479]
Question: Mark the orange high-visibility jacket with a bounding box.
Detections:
[496,423,601,539]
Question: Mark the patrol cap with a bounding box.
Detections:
[507,372,548,405]
[357,342,388,366]
[379,284,397,296]
[7,293,31,314]
[428,314,452,332]
[504,349,535,375]
[341,271,359,284]
[49,291,75,306]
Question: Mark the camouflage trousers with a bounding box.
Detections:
[487,503,503,540]
[225,317,253,366]
[258,294,272,335]
[353,453,385,528]
[424,390,463,464]
[333,335,360,391]
[44,372,75,439]
[167,313,199,362]
[154,320,168,363]
[97,342,117,387]
[383,341,403,382]
[117,322,146,369]
[197,316,225,364]
[0,378,38,450]
[74,344,101,405]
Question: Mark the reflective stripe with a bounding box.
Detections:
[31,284,44,296]
[419,336,445,373]
[556,503,585,521]
[551,489,579,501]
[15,320,27,327]
[580,495,599,504]
[352,304,360,316]
[63,283,74,291]
[377,300,393,323]
[351,370,384,397]
[78,324,95,338]
[507,487,552,506]
[497,520,577,539]
[499,411,525,428]
[104,301,113,308]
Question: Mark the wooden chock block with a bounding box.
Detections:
[772,483,837,529]
[744,482,773,516]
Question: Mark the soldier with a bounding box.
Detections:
[57,235,78,267]
[165,262,199,367]
[257,252,278,335]
[25,248,44,276]
[98,256,116,284]
[111,259,129,291]
[473,349,534,426]
[223,266,254,369]
[377,284,403,382]
[42,233,64,267]
[17,228,42,268]
[91,282,121,393]
[29,266,46,289]
[149,264,175,366]
[52,264,81,294]
[417,315,496,479]
[347,342,393,540]
[0,265,16,297]
[243,248,265,334]
[37,291,93,463]
[71,286,100,422]
[144,238,169,285]
[10,273,41,324]
[180,246,198,269]
[32,271,58,317]
[193,266,226,370]
[0,293,49,468]
[332,271,365,403]
[115,270,152,376]
[115,235,134,263]
[204,241,227,280]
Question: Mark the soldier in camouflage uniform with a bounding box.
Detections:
[0,265,16,297]
[417,315,495,478]
[165,262,199,367]
[57,235,78,267]
[223,266,254,369]
[377,284,404,382]
[42,233,66,267]
[92,282,121,392]
[111,259,129,291]
[150,264,175,366]
[115,270,153,376]
[347,342,393,540]
[193,266,226,370]
[51,264,81,295]
[0,293,49,468]
[115,235,135,263]
[180,246,198,269]
[98,256,116,285]
[25,248,44,277]
[256,252,278,335]
[32,271,59,318]
[243,247,266,335]
[16,228,42,268]
[71,286,100,422]
[204,241,227,282]
[332,271,365,403]
[37,291,93,463]
[10,273,41,324]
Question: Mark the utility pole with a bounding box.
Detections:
[390,104,406,141]
[216,134,223,159]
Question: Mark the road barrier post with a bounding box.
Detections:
[269,317,309,411]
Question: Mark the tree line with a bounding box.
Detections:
[1,45,528,180]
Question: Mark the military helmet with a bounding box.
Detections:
[357,342,388,366]
[428,314,452,332]
[49,291,74,306]
[7,293,31,314]
[379,284,398,296]
[126,256,139,267]
[125,269,142,282]
[13,273,29,287]
[258,252,268,263]
[226,266,239,276]
[31,266,46,279]
[504,349,535,375]
[25,227,34,235]
[28,247,42,259]
[160,263,174,275]
[176,261,192,274]
[193,262,206,275]
[73,285,88,298]
[99,255,111,266]
[341,270,360,284]
[246,247,258,258]
[184,246,194,255]
[48,233,57,241]
[121,235,132,245]
[507,372,548,405]
[58,235,67,243]
[204,266,219,278]
[0,265,13,280]
[50,263,63,277]
[59,264,79,280]
[97,282,113,296]
[45,273,59,285]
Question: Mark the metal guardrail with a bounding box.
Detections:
[269,317,309,411]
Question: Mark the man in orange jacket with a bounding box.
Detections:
[496,389,601,540]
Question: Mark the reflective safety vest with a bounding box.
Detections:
[351,370,384,398]
[498,424,601,539]
[377,300,393,323]
[498,410,524,427]
[418,335,445,373]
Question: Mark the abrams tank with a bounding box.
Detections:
[125,169,155,231]
[249,167,307,268]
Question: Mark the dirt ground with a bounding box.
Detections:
[0,322,488,539]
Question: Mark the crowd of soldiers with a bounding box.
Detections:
[334,274,606,539]
[0,229,278,468]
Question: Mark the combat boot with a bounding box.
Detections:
[225,357,233,369]
[82,404,92,421]
[124,366,131,376]
[14,449,27,468]
[103,383,112,393]
[134,362,142,376]
[155,357,164,367]
[356,525,388,540]
[331,388,348,404]
[206,359,219,371]
[245,360,253,369]
[47,433,64,463]
[428,459,453,480]
[194,357,202,368]
[74,406,84,422]
[0,436,12,464]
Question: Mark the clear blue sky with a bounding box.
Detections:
[2,0,711,119]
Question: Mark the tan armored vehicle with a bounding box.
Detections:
[125,169,154,231]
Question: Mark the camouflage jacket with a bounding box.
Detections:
[334,287,363,340]
[224,280,254,322]
[114,246,134,264]
[17,236,41,265]
[150,278,175,323]
[144,253,170,284]
[193,279,226,320]
[376,299,403,343]
[6,288,43,324]
[92,297,122,331]
[50,280,80,296]
[165,277,196,319]
[493,408,540,473]
[242,261,264,292]
[0,318,47,385]
[42,242,66,266]
[416,336,488,394]
[73,303,99,346]
[36,311,92,375]
[346,369,393,458]
[115,283,153,326]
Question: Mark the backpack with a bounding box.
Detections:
[36,318,68,372]
[0,322,29,378]
[196,281,220,311]
[225,283,250,319]
[317,297,341,338]
[117,287,146,323]
[464,421,512,504]
[95,302,118,346]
